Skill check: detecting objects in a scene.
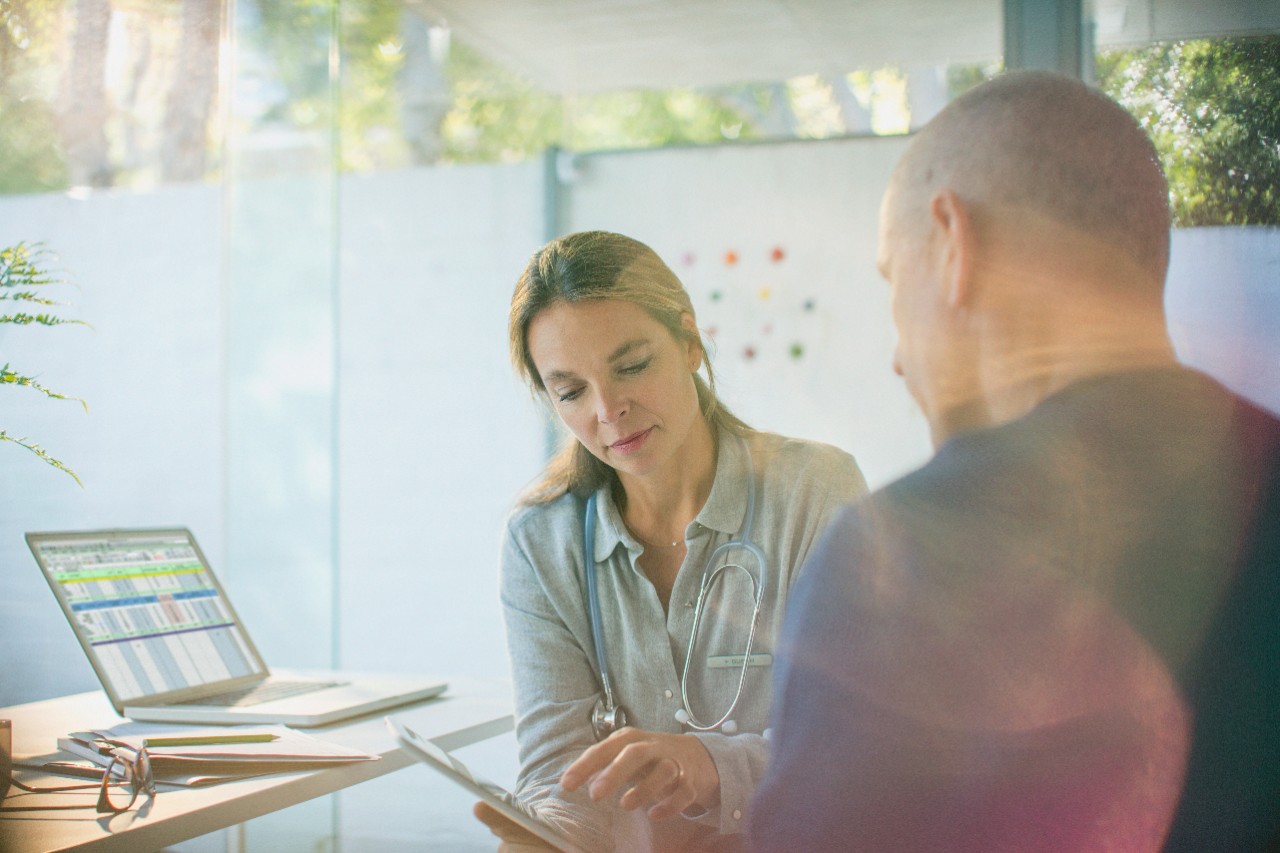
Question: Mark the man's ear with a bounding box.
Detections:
[930,188,975,308]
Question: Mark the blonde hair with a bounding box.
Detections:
[509,230,750,505]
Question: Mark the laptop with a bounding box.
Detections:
[26,527,447,727]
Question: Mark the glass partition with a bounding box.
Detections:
[224,4,340,846]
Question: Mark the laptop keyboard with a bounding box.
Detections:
[194,679,347,707]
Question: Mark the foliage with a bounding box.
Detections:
[0,242,87,486]
[439,45,910,161]
[0,92,67,194]
[561,82,766,151]
[438,41,754,161]
[1097,36,1280,226]
[3,1,1276,231]
[337,2,418,170]
[945,61,1001,100]
[238,0,336,135]
[439,39,563,164]
[0,0,68,193]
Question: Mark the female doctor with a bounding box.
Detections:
[477,231,867,852]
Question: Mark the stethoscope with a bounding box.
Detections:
[583,439,767,741]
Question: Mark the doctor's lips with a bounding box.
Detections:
[610,428,653,453]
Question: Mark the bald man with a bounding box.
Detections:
[749,71,1280,851]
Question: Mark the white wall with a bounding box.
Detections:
[1167,226,1280,417]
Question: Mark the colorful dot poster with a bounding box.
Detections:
[679,243,818,369]
[652,224,928,489]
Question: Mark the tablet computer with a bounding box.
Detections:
[386,716,585,853]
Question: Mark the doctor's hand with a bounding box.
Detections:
[473,801,557,853]
[560,727,720,822]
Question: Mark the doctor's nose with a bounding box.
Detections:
[594,387,628,424]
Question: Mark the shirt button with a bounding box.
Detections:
[664,689,673,699]
[733,809,742,821]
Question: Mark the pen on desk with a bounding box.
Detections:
[142,733,280,747]
[22,761,109,780]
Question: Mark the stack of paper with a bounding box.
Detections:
[56,723,378,787]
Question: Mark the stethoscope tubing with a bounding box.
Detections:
[678,534,766,731]
[583,437,766,736]
[582,502,620,712]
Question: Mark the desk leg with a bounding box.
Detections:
[225,822,246,853]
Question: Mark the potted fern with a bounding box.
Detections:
[0,241,87,486]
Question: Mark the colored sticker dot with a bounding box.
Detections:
[683,252,696,266]
[758,287,772,300]
[761,323,773,335]
[771,246,786,262]
[790,342,805,360]
[710,290,723,302]
[803,298,816,312]
[743,345,757,360]
[724,250,739,266]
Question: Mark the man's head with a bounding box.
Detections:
[878,71,1173,443]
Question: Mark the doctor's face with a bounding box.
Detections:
[527,298,705,480]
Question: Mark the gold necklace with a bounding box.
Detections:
[623,521,683,549]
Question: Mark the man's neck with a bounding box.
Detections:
[933,297,1177,446]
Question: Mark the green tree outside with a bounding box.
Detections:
[1097,36,1280,227]
[0,1,67,194]
[1,2,1276,231]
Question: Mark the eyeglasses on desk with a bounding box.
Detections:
[1,747,155,815]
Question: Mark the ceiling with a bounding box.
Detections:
[410,0,1280,95]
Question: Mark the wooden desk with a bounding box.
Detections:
[0,677,513,853]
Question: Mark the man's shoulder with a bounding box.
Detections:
[809,430,1035,578]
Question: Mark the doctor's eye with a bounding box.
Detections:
[555,387,584,403]
[619,357,652,376]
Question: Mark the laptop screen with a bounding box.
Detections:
[27,529,267,705]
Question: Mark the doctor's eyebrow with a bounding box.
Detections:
[540,339,654,385]
[607,339,652,363]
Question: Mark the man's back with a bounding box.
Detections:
[751,367,1280,850]
[1160,388,1280,850]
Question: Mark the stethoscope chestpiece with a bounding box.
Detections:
[591,697,628,742]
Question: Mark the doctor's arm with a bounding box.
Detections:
[473,802,560,852]
[498,526,618,851]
